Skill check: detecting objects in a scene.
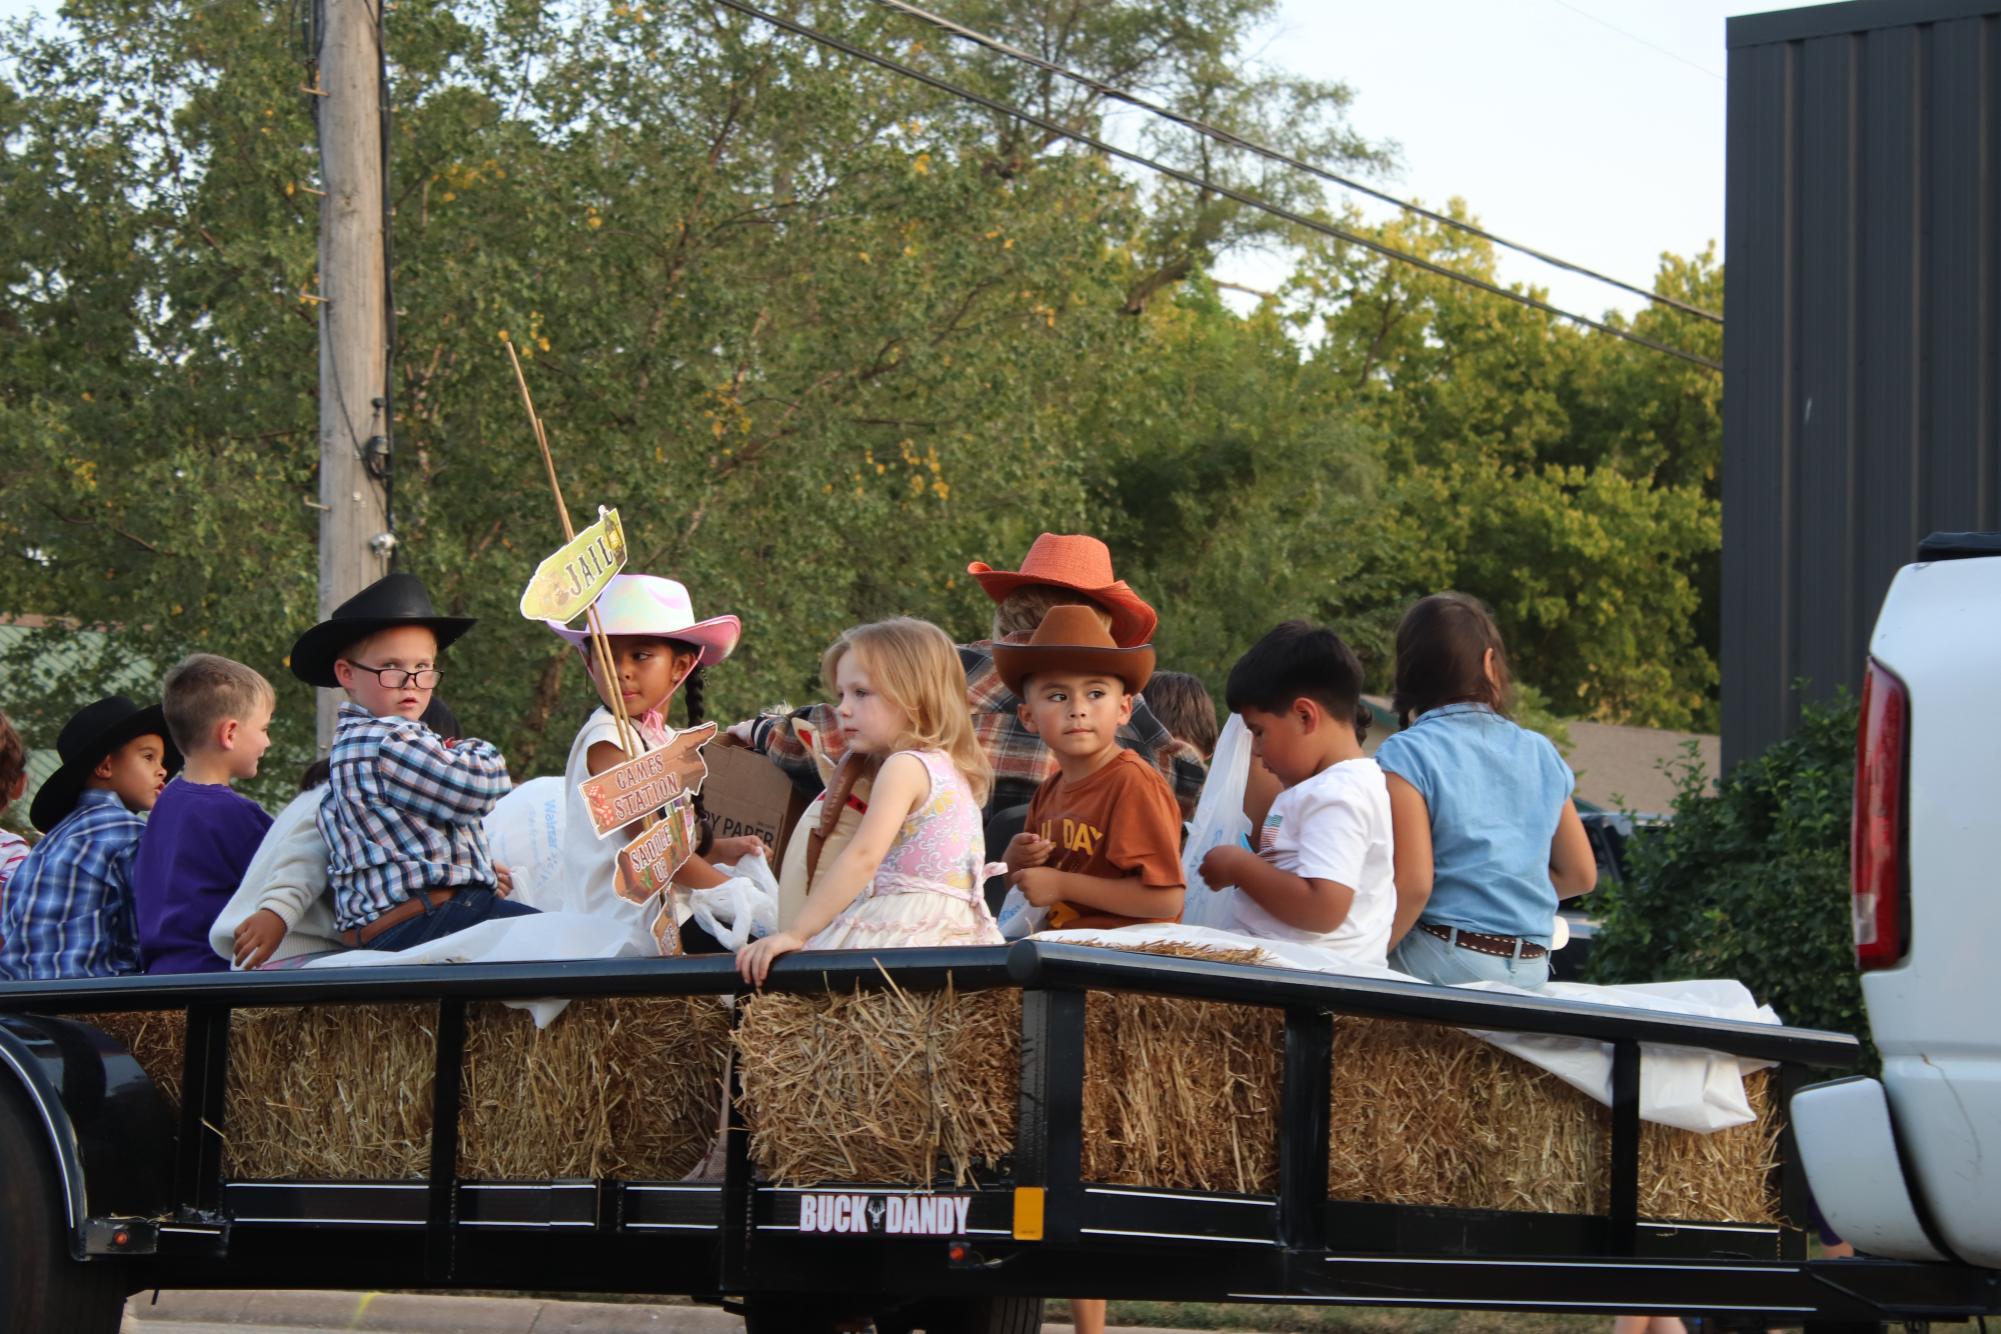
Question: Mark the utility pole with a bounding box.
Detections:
[314,0,391,748]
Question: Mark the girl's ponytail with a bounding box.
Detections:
[1353,702,1373,747]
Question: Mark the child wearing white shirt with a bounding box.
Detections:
[1196,622,1395,968]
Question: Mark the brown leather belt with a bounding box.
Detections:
[340,887,460,948]
[1418,921,1549,960]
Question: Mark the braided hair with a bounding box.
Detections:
[676,655,716,857]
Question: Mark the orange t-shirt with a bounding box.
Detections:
[1025,749,1186,930]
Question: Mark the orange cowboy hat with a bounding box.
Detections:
[993,604,1156,696]
[966,533,1157,648]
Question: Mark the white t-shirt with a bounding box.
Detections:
[551,707,669,955]
[1223,757,1395,966]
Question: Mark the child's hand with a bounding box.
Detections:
[710,834,770,864]
[232,909,288,970]
[494,862,515,898]
[1003,831,1054,875]
[1015,866,1064,907]
[737,930,804,987]
[723,720,757,747]
[1199,845,1256,891]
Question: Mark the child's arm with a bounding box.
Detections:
[1014,866,1184,921]
[1548,800,1598,898]
[1197,846,1355,934]
[378,730,512,825]
[1384,773,1433,948]
[735,752,930,985]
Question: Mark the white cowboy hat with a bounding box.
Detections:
[544,574,741,665]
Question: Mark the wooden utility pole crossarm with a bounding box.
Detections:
[315,0,391,748]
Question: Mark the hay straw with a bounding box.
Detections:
[731,940,1780,1223]
[82,1010,187,1112]
[459,997,732,1179]
[1325,1019,1778,1223]
[226,1004,438,1179]
[734,976,1018,1187]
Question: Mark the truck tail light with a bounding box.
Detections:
[1852,660,1910,970]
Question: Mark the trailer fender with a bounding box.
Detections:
[0,1014,176,1258]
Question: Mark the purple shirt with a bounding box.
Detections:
[133,778,272,974]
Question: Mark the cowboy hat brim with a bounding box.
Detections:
[546,613,741,667]
[965,566,1158,648]
[28,703,183,832]
[289,615,476,688]
[992,642,1156,697]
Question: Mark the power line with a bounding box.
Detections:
[1548,0,1724,84]
[707,0,1722,372]
[864,0,1722,326]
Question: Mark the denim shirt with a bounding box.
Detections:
[1373,703,1574,945]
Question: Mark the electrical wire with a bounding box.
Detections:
[374,0,398,564]
[708,0,1722,371]
[865,0,1722,325]
[1549,0,1724,84]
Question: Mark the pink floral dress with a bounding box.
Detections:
[805,750,1003,951]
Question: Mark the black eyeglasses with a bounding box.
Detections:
[346,661,443,690]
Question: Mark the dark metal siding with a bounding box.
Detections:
[1722,3,2001,767]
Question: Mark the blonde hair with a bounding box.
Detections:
[162,653,276,753]
[822,617,991,805]
[990,584,1115,642]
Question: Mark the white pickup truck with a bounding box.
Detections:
[1794,531,2001,1269]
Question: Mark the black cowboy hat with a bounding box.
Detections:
[288,572,476,688]
[29,695,184,832]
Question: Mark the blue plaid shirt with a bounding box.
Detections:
[318,703,512,932]
[0,789,146,980]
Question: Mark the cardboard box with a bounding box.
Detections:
[701,743,812,866]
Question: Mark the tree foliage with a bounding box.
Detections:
[3,0,1724,807]
[1586,696,1865,1045]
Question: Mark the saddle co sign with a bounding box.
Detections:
[797,1192,972,1237]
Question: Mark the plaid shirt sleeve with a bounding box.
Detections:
[748,704,839,792]
[376,728,513,826]
[0,796,144,979]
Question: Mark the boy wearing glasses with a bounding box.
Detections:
[287,572,533,953]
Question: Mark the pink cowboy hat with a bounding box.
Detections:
[545,574,741,665]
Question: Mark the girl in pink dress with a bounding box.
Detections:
[737,618,1001,985]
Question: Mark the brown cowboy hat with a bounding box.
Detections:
[966,533,1157,648]
[993,604,1156,696]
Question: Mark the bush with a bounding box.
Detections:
[1586,696,1866,1045]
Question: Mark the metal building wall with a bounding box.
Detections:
[1723,0,2001,767]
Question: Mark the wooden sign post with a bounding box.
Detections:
[507,341,714,955]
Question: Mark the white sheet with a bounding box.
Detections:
[1035,923,1780,1133]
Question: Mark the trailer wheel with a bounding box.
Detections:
[0,1080,129,1332]
[891,1295,1044,1334]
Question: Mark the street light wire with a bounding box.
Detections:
[865,0,1723,325]
[708,0,1722,371]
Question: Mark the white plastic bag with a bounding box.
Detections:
[1178,713,1253,930]
[996,886,1048,940]
[690,850,780,951]
[482,776,568,910]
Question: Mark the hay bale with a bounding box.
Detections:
[730,942,1781,1224]
[83,1010,187,1112]
[734,979,1018,1187]
[459,996,733,1179]
[1326,1019,1779,1224]
[226,1004,437,1180]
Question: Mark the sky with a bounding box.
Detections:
[0,0,1819,319]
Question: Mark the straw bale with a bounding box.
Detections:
[734,979,1018,1187]
[83,1009,187,1112]
[225,1004,437,1179]
[458,997,732,1179]
[1327,1019,1780,1224]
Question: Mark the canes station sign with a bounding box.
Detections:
[797,1192,973,1237]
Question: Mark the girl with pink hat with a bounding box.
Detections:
[544,573,756,953]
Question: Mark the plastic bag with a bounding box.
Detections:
[690,850,780,951]
[1178,713,1253,930]
[996,886,1047,940]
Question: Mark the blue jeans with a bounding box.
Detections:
[1389,922,1551,990]
[361,887,539,952]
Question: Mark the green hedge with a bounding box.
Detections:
[1586,697,1867,1046]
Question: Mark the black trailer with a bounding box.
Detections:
[1,941,1996,1332]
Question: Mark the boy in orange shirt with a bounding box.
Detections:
[998,604,1185,931]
